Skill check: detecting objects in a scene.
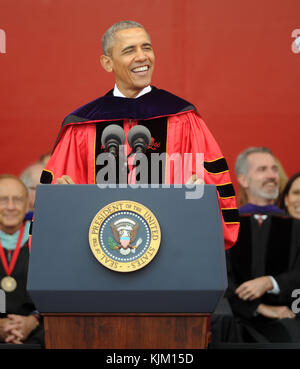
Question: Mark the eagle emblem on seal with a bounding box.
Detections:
[108,218,143,255]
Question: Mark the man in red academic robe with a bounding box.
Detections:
[41,20,239,250]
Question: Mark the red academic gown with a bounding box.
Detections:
[41,87,239,249]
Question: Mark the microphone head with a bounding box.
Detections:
[127,125,152,149]
[101,124,126,147]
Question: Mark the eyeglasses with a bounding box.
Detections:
[0,196,26,207]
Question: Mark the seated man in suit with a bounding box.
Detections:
[0,174,43,345]
[227,146,300,342]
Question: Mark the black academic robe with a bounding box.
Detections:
[226,214,300,342]
[0,241,44,345]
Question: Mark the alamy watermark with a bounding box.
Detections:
[291,29,300,54]
[96,148,205,200]
[0,29,6,54]
[0,289,5,313]
[291,289,300,314]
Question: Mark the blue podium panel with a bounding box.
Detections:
[27,185,227,313]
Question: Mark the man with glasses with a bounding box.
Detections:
[0,174,43,345]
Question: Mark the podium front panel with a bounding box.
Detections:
[28,185,227,313]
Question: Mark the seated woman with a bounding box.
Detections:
[279,172,300,220]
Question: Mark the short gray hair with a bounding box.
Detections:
[102,20,147,56]
[235,147,273,176]
[20,163,44,189]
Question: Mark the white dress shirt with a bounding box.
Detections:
[113,84,151,98]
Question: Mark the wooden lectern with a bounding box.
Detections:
[28,185,227,349]
[43,313,210,349]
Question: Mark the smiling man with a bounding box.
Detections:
[236,147,282,213]
[225,147,300,343]
[100,26,154,98]
[0,175,43,346]
[41,20,239,250]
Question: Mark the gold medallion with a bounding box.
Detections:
[1,276,17,292]
[89,200,161,272]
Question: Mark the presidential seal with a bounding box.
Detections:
[89,201,161,272]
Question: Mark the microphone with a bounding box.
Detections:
[127,125,152,154]
[101,124,126,156]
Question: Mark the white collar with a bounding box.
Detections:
[113,84,151,98]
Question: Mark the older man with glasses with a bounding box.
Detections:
[0,174,43,346]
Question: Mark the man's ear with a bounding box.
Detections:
[100,54,113,73]
[24,196,30,213]
[237,173,249,189]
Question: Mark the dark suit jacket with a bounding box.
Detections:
[226,214,300,320]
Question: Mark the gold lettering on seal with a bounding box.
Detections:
[89,200,161,273]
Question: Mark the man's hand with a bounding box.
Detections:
[235,276,274,301]
[5,314,39,343]
[186,174,204,185]
[256,304,296,319]
[0,318,23,344]
[0,315,39,344]
[56,175,75,184]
